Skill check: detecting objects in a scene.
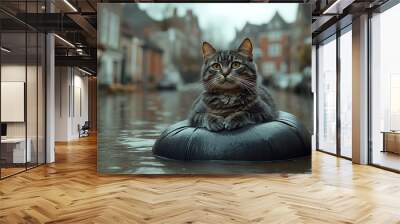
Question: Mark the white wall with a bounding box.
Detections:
[1,65,37,138]
[1,65,26,130]
[55,67,69,141]
[71,73,89,138]
[55,67,89,141]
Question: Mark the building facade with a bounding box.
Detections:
[230,5,311,85]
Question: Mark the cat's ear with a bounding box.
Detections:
[201,41,216,59]
[238,38,253,58]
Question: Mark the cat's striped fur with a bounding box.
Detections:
[188,38,277,131]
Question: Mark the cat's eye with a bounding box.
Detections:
[231,61,241,69]
[211,63,221,70]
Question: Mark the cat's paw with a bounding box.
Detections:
[204,115,225,132]
[224,119,248,130]
[224,112,253,130]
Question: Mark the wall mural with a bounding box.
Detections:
[97,3,312,174]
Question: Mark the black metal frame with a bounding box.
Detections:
[336,26,341,158]
[315,44,319,151]
[0,0,47,180]
[367,11,373,166]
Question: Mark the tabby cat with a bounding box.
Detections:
[188,38,278,131]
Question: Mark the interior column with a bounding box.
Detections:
[352,14,369,164]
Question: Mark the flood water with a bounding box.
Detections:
[98,85,312,174]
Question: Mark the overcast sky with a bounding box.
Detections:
[138,3,299,47]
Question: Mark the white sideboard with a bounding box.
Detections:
[1,138,32,163]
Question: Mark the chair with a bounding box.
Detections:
[78,121,90,138]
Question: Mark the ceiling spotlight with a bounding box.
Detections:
[54,34,75,48]
[1,47,11,53]
[63,0,78,12]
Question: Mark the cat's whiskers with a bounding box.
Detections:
[238,82,255,95]
[203,77,219,90]
[232,76,256,94]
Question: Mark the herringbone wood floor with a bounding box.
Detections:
[1,135,400,224]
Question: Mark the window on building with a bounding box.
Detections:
[274,21,281,29]
[109,13,120,49]
[262,62,276,74]
[279,63,287,73]
[131,45,137,73]
[268,32,282,42]
[99,8,109,45]
[268,43,281,57]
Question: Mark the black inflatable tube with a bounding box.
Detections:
[152,111,311,161]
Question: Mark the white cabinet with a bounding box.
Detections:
[1,138,32,163]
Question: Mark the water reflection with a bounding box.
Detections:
[98,86,312,174]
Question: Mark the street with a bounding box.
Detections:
[98,85,312,174]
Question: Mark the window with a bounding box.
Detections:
[315,27,353,159]
[279,63,287,73]
[109,13,120,49]
[339,28,352,158]
[268,32,282,42]
[268,44,281,57]
[100,8,109,45]
[371,3,400,171]
[131,45,137,73]
[262,62,276,74]
[99,8,120,49]
[317,36,337,154]
[273,21,281,29]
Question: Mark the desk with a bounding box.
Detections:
[382,131,400,154]
[1,138,31,163]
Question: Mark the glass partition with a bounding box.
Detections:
[1,31,28,177]
[0,2,46,179]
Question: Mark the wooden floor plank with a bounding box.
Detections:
[0,135,400,223]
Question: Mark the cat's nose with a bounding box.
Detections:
[222,68,230,77]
